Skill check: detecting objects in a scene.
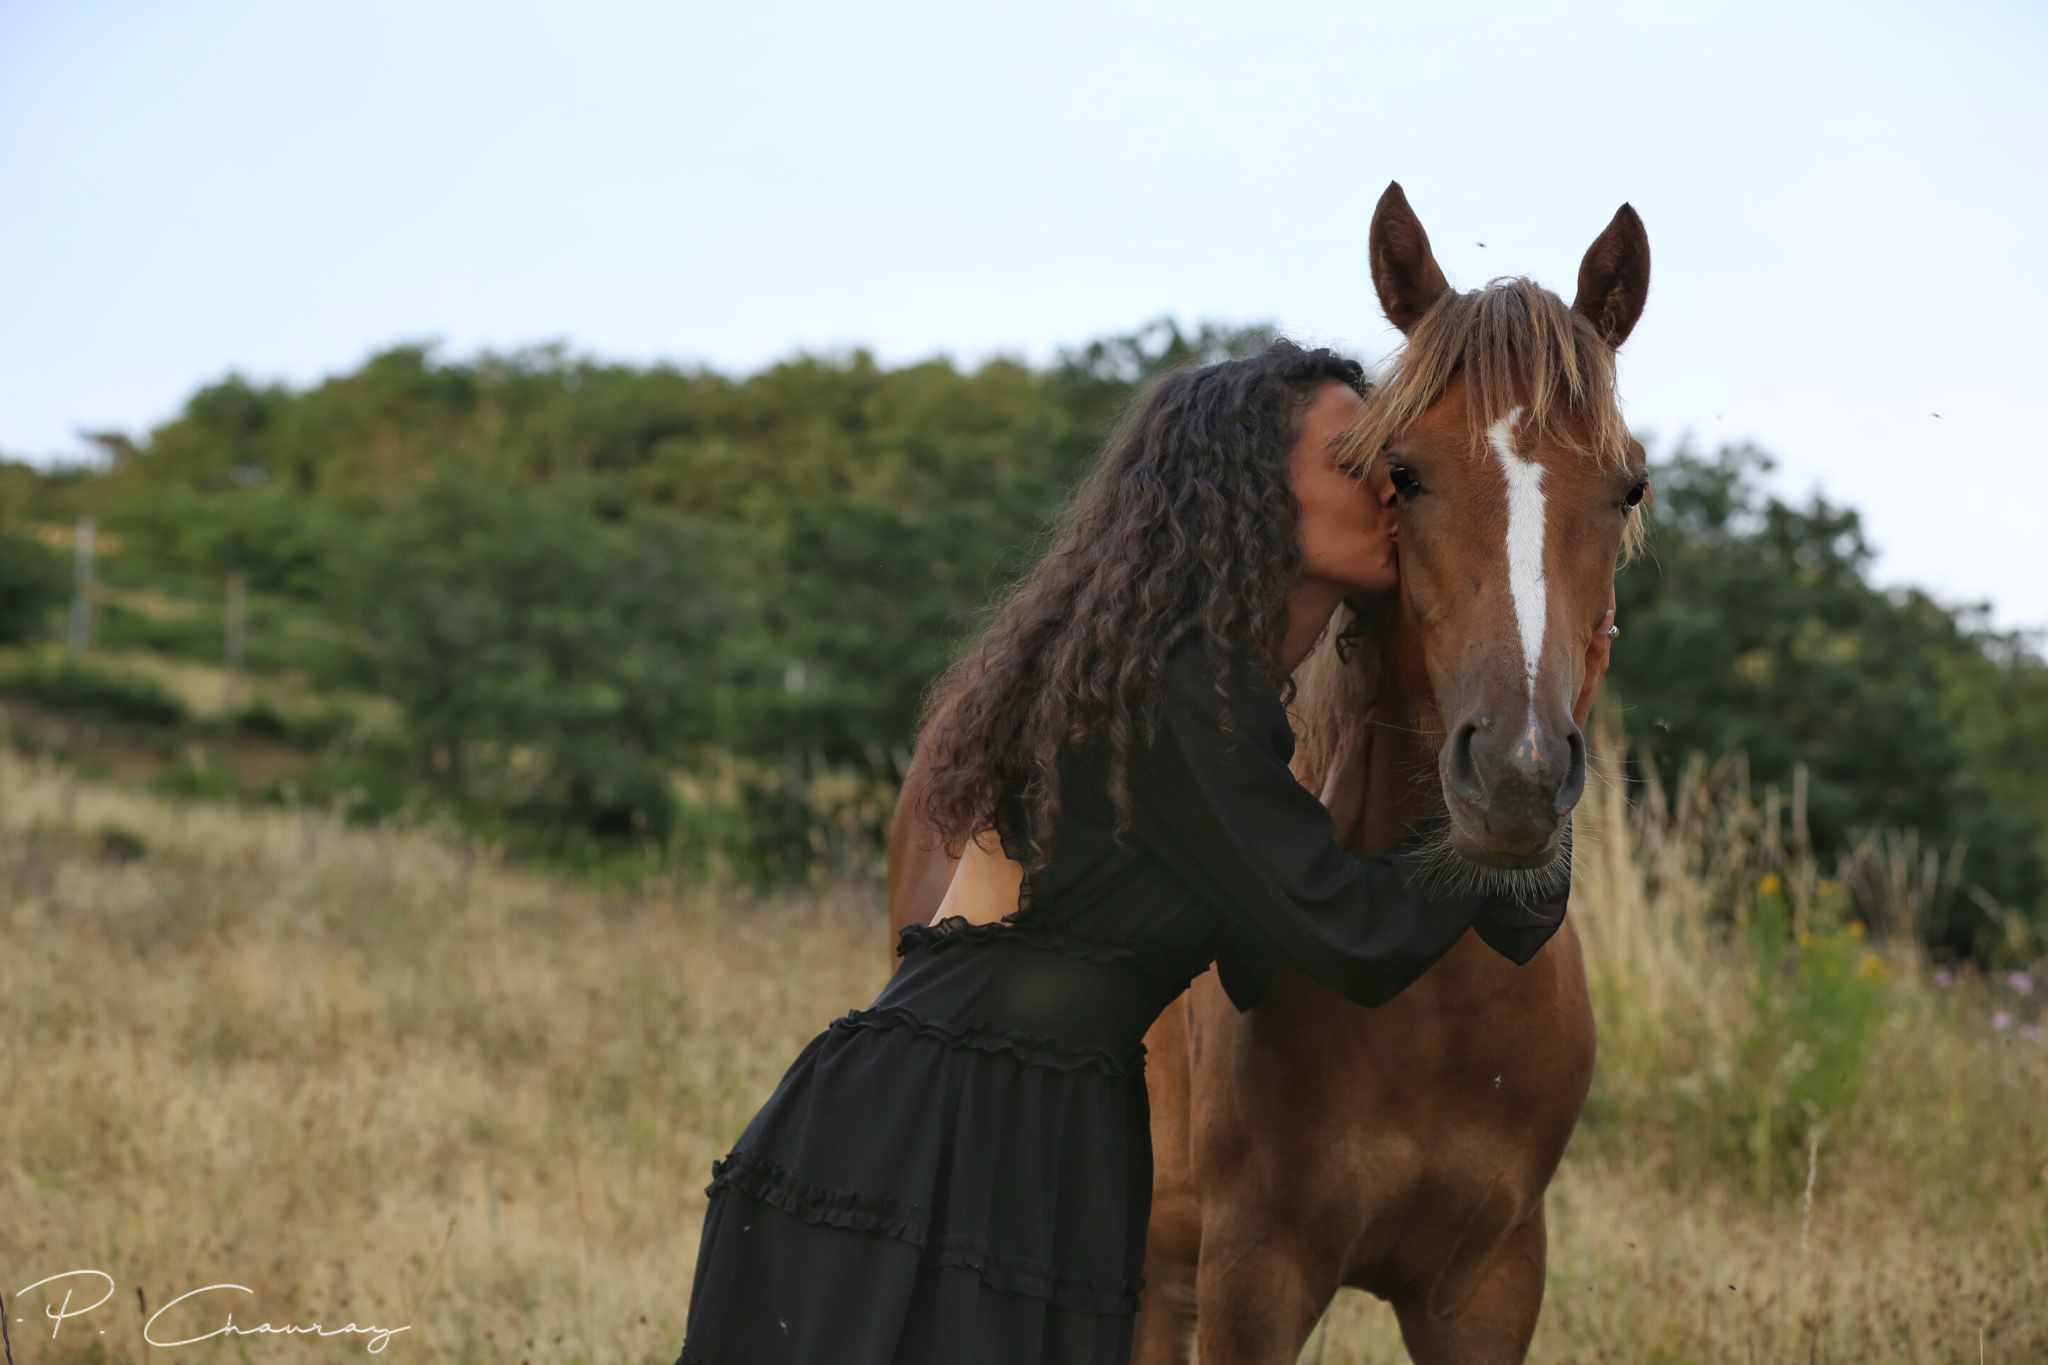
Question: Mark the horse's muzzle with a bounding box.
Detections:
[1440,712,1586,867]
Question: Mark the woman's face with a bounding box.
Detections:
[1290,380,1397,595]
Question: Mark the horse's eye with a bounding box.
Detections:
[1623,481,1648,511]
[1388,462,1423,499]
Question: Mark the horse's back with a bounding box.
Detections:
[885,755,956,966]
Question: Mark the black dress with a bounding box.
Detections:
[676,637,1567,1365]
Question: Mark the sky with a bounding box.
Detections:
[2,0,2045,630]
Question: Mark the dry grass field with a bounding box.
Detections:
[2,734,2045,1364]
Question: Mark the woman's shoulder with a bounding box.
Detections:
[1160,632,1294,763]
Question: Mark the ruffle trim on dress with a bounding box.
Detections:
[828,1003,1145,1078]
[707,1147,929,1243]
[924,1233,1142,1315]
[896,914,1189,984]
[705,1148,1143,1315]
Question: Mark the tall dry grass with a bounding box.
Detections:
[1,727,2044,1364]
[0,749,889,1364]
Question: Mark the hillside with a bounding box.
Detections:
[0,325,2043,952]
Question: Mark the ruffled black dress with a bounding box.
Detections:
[675,637,1567,1365]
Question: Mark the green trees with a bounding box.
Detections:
[1611,445,2047,947]
[331,474,759,842]
[2,323,2040,932]
[0,528,68,644]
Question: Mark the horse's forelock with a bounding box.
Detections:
[1341,279,1631,467]
[1336,276,1647,562]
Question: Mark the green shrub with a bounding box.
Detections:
[267,756,411,824]
[95,600,221,658]
[329,473,759,844]
[0,529,70,644]
[149,749,238,799]
[227,699,290,740]
[96,822,148,861]
[1718,876,1893,1192]
[0,661,188,727]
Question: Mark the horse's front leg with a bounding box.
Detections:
[1133,995,1201,1365]
[1190,1213,1333,1365]
[1131,1247,1198,1365]
[1392,1202,1549,1365]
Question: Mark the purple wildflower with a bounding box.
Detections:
[2009,971,2035,995]
[1934,969,1954,988]
[2022,1024,2044,1044]
[1992,1011,2012,1031]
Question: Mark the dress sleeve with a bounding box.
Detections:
[1127,636,1568,1012]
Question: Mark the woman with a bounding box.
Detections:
[676,341,1611,1365]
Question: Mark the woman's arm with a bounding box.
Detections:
[1129,636,1568,1011]
[928,828,1022,927]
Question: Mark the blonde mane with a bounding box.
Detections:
[1287,595,1391,799]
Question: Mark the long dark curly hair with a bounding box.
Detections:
[916,339,1368,868]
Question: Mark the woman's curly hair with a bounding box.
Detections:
[916,339,1367,868]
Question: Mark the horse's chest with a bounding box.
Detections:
[1211,948,1595,1282]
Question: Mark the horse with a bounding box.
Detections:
[886,181,1650,1364]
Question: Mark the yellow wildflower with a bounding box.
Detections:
[1849,921,1866,939]
[1760,873,1783,896]
[1798,931,1814,947]
[1856,954,1891,982]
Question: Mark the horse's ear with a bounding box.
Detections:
[1369,182,1451,335]
[1572,204,1651,348]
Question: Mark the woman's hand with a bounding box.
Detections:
[1572,589,1617,729]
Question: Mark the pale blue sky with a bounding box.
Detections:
[3,0,2044,627]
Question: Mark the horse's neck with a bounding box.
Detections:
[1356,620,1444,856]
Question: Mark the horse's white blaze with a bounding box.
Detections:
[1487,407,1548,713]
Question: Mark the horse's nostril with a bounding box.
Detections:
[1447,721,1486,803]
[1556,726,1587,814]
[1446,708,1583,831]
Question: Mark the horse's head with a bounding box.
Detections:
[1343,183,1650,871]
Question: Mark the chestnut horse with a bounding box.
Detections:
[886,183,1650,1364]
